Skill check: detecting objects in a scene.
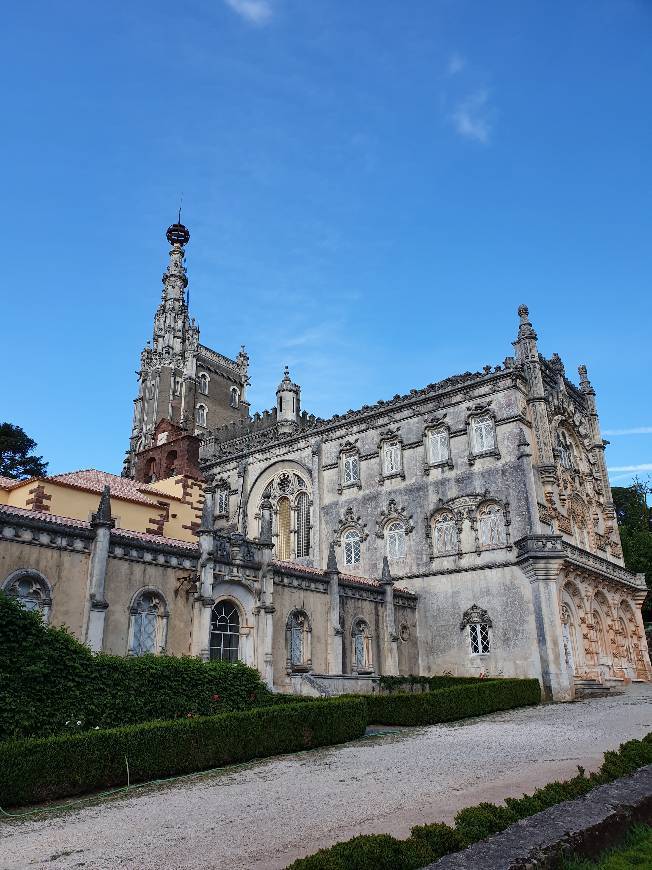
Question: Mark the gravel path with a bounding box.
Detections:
[2,685,651,870]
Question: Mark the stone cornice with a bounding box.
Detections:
[564,542,644,589]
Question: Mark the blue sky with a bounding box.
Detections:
[2,0,651,486]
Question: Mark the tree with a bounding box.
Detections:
[0,423,48,479]
[612,479,652,626]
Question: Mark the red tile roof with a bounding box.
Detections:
[0,475,30,490]
[273,560,379,588]
[48,470,160,506]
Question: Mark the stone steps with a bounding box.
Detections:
[574,678,612,698]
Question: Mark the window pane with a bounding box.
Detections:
[429,431,449,463]
[210,602,240,662]
[277,497,291,560]
[469,625,480,654]
[296,492,310,558]
[344,531,361,565]
[384,442,400,474]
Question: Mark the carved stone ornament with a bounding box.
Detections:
[376,499,415,537]
[460,604,492,630]
[335,506,369,541]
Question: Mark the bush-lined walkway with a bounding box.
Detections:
[2,685,651,870]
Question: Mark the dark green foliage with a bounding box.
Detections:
[0,592,271,740]
[286,734,652,869]
[611,481,652,622]
[0,697,367,807]
[378,674,483,693]
[0,422,48,479]
[365,678,541,726]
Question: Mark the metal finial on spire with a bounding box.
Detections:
[166,200,190,247]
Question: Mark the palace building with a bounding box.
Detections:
[2,220,649,699]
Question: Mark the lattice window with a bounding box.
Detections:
[216,488,230,516]
[198,372,209,395]
[478,504,506,548]
[4,572,51,622]
[277,496,292,560]
[434,514,458,554]
[131,590,166,656]
[386,521,406,559]
[343,453,360,485]
[296,492,310,558]
[469,622,491,655]
[343,529,361,565]
[383,441,401,475]
[428,430,449,464]
[471,417,495,454]
[210,601,240,662]
[195,404,207,426]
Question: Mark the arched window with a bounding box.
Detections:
[593,608,609,659]
[3,570,52,622]
[352,619,373,672]
[471,416,495,454]
[428,429,450,464]
[343,529,361,566]
[477,504,506,549]
[277,496,291,560]
[198,372,209,395]
[210,600,240,662]
[433,512,458,555]
[287,610,312,671]
[296,491,310,558]
[164,450,177,478]
[145,456,157,483]
[386,521,406,559]
[129,590,168,656]
[461,604,492,656]
[195,404,207,427]
[230,386,240,408]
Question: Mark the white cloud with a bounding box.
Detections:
[452,90,492,144]
[603,427,652,436]
[607,464,652,473]
[447,53,466,76]
[224,0,273,25]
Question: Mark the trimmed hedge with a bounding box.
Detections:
[365,678,541,726]
[378,675,484,693]
[0,592,272,740]
[0,697,367,807]
[286,734,652,869]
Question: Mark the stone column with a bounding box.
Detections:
[84,486,115,652]
[326,543,343,674]
[516,534,573,701]
[380,557,399,676]
[192,485,215,660]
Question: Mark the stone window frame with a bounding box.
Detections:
[195,403,208,427]
[209,597,243,663]
[377,429,405,484]
[460,604,492,656]
[474,499,511,553]
[423,417,453,474]
[127,587,169,657]
[259,472,313,562]
[2,568,53,623]
[334,506,369,566]
[230,386,240,408]
[429,508,461,558]
[286,608,313,674]
[197,371,210,395]
[466,407,500,465]
[343,529,362,566]
[376,499,414,562]
[337,439,362,494]
[351,617,374,674]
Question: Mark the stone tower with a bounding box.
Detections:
[123,219,251,478]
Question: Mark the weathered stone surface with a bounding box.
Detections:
[425,764,652,869]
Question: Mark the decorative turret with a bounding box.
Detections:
[276,366,301,435]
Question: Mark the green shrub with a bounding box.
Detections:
[286,734,652,869]
[378,675,483,693]
[0,592,271,740]
[365,678,541,726]
[0,697,367,807]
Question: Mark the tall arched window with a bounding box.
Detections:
[230,386,240,408]
[277,496,291,560]
[3,570,52,622]
[164,450,177,478]
[287,610,311,671]
[433,512,458,555]
[386,521,406,559]
[210,601,240,662]
[195,404,207,427]
[145,456,157,483]
[129,590,168,656]
[198,372,209,395]
[296,491,310,558]
[343,529,361,566]
[352,619,373,672]
[477,504,506,549]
